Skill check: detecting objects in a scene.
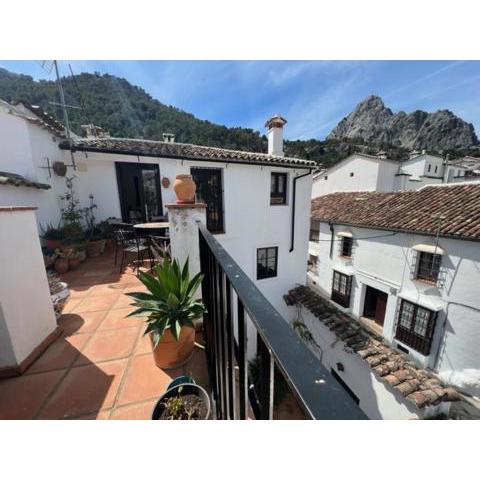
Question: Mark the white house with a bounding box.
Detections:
[284,183,480,418]
[312,151,472,197]
[0,103,314,328]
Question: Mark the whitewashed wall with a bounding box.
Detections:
[308,222,480,395]
[0,208,57,369]
[311,155,398,197]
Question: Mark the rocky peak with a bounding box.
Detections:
[328,95,478,150]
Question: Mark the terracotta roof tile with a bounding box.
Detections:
[311,184,480,241]
[0,171,51,190]
[60,137,315,168]
[287,285,459,410]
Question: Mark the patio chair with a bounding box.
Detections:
[112,223,134,265]
[117,229,150,274]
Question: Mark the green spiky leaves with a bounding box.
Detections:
[126,257,206,345]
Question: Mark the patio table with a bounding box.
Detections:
[133,222,169,235]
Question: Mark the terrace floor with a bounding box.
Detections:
[0,249,209,420]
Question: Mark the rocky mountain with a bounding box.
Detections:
[327,95,479,151]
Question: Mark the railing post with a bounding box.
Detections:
[237,300,248,420]
[257,333,274,420]
[225,277,235,419]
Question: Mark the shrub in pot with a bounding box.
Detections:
[54,251,69,274]
[41,223,64,249]
[151,383,210,420]
[126,257,205,369]
[86,225,106,257]
[68,252,81,270]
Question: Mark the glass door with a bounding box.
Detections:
[115,162,162,223]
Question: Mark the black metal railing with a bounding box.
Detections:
[198,222,367,420]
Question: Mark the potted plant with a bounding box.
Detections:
[68,251,81,270]
[151,383,210,420]
[54,250,69,274]
[86,225,106,257]
[42,246,57,269]
[74,241,88,262]
[173,174,196,204]
[126,257,206,369]
[41,223,64,249]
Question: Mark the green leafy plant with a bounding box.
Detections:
[41,223,64,240]
[126,258,206,348]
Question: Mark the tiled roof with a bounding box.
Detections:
[59,137,315,168]
[285,286,460,410]
[9,101,65,136]
[0,171,51,190]
[311,183,480,241]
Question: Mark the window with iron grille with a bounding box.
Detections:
[307,254,318,274]
[416,251,441,284]
[341,237,353,257]
[310,223,319,241]
[257,247,278,280]
[270,172,287,205]
[331,270,352,308]
[395,300,436,355]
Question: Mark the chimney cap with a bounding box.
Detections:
[162,133,175,143]
[265,115,287,129]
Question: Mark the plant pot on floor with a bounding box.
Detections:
[69,256,81,270]
[46,239,62,250]
[150,326,195,369]
[86,239,106,257]
[151,383,211,420]
[54,258,69,274]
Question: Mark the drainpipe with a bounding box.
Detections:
[289,170,311,252]
[329,222,334,258]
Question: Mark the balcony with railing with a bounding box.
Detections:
[198,222,366,420]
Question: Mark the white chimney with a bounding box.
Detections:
[265,115,287,156]
[163,133,175,143]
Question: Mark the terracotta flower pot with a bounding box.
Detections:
[69,257,81,270]
[150,326,195,369]
[46,239,62,249]
[54,258,69,274]
[173,174,196,204]
[87,239,106,257]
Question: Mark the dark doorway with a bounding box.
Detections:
[191,167,224,233]
[363,286,388,326]
[115,162,162,223]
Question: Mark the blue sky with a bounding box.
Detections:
[1,60,479,140]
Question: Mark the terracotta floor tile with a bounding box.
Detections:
[38,359,128,419]
[27,333,91,374]
[111,294,137,310]
[135,330,153,355]
[0,370,65,419]
[82,268,113,278]
[72,293,121,313]
[58,311,108,336]
[99,307,143,331]
[62,298,83,314]
[88,283,125,297]
[76,409,111,420]
[111,399,156,420]
[75,327,139,366]
[117,354,173,406]
[123,284,148,294]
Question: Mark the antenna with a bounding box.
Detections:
[53,60,76,170]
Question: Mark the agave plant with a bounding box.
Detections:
[126,258,206,348]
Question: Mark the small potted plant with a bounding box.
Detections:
[54,250,70,274]
[86,225,106,257]
[41,223,64,249]
[151,383,210,420]
[68,250,81,270]
[126,257,206,369]
[74,241,88,262]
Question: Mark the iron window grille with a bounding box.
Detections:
[257,247,278,280]
[331,270,352,308]
[416,251,442,284]
[307,254,318,275]
[310,221,320,241]
[270,172,287,205]
[395,300,436,355]
[341,237,353,257]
